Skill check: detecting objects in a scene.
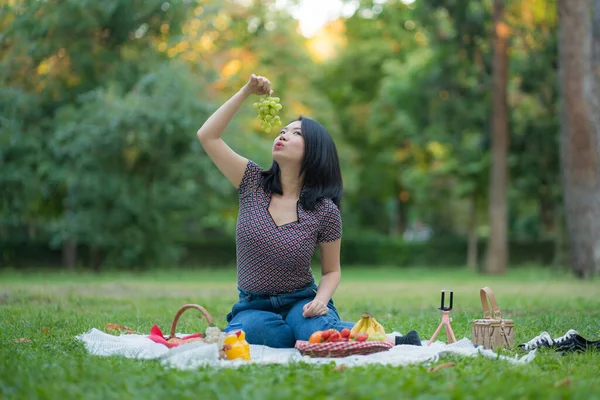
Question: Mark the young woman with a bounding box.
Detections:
[196,74,355,348]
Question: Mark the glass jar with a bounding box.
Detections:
[223,323,251,361]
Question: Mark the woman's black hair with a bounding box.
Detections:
[261,116,343,211]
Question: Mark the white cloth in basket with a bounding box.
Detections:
[76,328,536,370]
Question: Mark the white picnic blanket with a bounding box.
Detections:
[76,328,536,370]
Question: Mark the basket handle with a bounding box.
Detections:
[479,287,503,319]
[166,304,213,340]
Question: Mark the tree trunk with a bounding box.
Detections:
[388,196,400,236]
[558,0,600,278]
[485,0,510,275]
[539,192,556,236]
[62,241,77,271]
[27,223,37,240]
[397,196,408,235]
[592,0,600,276]
[552,203,566,269]
[90,247,104,272]
[467,194,479,271]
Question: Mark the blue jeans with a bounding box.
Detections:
[226,281,355,348]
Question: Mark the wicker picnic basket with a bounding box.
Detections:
[163,304,214,346]
[149,304,225,347]
[471,287,514,350]
[295,340,393,358]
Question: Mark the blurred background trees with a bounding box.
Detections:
[1,0,598,278]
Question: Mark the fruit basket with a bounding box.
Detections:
[295,340,393,358]
[296,314,393,357]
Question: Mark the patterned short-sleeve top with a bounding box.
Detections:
[236,160,342,294]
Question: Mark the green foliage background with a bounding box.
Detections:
[0,0,564,269]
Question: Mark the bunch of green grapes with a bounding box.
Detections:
[253,96,282,133]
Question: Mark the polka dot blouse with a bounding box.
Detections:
[235,160,342,294]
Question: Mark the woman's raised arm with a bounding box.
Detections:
[196,74,272,189]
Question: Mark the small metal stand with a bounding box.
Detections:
[427,290,457,346]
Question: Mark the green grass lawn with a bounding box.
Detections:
[1,266,599,399]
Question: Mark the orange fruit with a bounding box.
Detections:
[309,331,323,343]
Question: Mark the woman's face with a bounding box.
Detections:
[272,120,304,164]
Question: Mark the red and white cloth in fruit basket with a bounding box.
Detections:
[295,340,393,358]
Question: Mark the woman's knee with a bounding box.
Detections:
[285,301,355,341]
[285,305,337,341]
[288,314,339,341]
[229,310,295,348]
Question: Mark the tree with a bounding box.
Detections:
[49,64,218,269]
[0,0,350,269]
[318,1,418,235]
[485,0,510,274]
[557,0,600,278]
[0,0,211,269]
[592,2,600,179]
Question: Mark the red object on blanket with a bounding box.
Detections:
[295,340,393,358]
[148,324,203,348]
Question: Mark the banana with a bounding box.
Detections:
[350,313,386,336]
[369,315,386,335]
[365,320,376,336]
[350,314,366,335]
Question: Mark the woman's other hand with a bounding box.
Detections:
[302,299,329,318]
[243,74,273,96]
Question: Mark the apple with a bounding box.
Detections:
[356,333,369,342]
[321,330,331,341]
[341,328,351,338]
[329,331,341,342]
